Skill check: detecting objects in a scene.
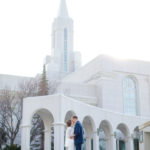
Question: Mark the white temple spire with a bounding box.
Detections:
[45,0,81,80]
[58,0,69,18]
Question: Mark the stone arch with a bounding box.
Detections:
[99,120,113,150]
[82,116,96,150]
[30,108,54,129]
[30,109,55,129]
[64,110,76,122]
[124,75,138,82]
[116,123,130,150]
[117,123,130,137]
[30,108,54,150]
[100,120,113,137]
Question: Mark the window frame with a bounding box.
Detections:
[122,76,140,116]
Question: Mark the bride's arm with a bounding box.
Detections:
[66,128,72,138]
[65,128,70,147]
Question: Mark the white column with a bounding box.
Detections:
[106,137,111,150]
[126,136,134,150]
[106,138,109,150]
[111,134,116,150]
[44,129,51,150]
[93,131,99,150]
[21,125,31,150]
[54,122,65,150]
[86,137,91,150]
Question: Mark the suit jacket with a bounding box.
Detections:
[74,121,84,145]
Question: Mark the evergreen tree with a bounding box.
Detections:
[38,65,49,96]
[30,65,49,150]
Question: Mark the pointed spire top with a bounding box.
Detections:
[58,0,69,18]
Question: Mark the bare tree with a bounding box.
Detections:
[0,89,21,146]
[0,79,39,147]
[18,78,39,99]
[0,76,59,149]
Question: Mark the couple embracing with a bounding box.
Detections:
[65,116,84,150]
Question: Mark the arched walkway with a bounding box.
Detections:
[22,108,54,150]
[31,109,54,150]
[99,120,113,150]
[65,110,76,122]
[116,123,130,150]
[82,116,96,150]
[21,95,145,150]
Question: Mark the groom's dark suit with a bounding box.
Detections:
[74,121,84,150]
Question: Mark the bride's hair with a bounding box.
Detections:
[66,120,72,127]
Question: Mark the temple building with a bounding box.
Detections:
[21,0,150,150]
[0,0,150,150]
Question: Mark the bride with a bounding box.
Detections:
[65,120,75,150]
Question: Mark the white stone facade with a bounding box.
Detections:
[21,54,150,150]
[60,55,150,118]
[21,94,149,150]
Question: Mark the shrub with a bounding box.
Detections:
[3,145,21,150]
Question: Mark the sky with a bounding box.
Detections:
[0,0,150,77]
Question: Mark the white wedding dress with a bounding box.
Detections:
[65,127,75,150]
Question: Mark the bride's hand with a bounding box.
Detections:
[70,136,74,139]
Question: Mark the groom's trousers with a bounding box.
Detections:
[75,144,82,150]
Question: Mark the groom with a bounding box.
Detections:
[71,116,84,150]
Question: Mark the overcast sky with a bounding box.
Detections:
[0,0,150,77]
